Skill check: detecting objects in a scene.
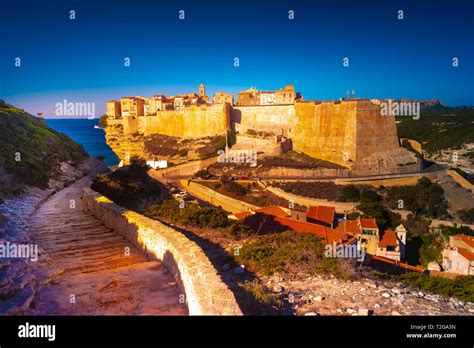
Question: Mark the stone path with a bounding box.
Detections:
[25,177,187,315]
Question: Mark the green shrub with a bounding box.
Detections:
[145,199,231,229]
[234,231,354,280]
[360,189,381,203]
[386,177,449,219]
[338,185,360,202]
[458,209,474,224]
[238,280,282,307]
[91,157,165,209]
[0,102,87,191]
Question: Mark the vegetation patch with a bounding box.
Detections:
[144,198,249,237]
[395,273,474,303]
[0,101,87,195]
[386,177,449,219]
[234,231,355,280]
[91,157,168,210]
[396,110,474,154]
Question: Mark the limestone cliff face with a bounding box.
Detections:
[104,104,230,164]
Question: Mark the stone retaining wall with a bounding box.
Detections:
[81,188,242,315]
[265,185,356,213]
[447,170,474,193]
[180,180,260,213]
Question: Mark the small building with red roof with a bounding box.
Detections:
[307,205,335,228]
[376,225,407,262]
[442,234,474,275]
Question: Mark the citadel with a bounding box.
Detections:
[104,84,422,176]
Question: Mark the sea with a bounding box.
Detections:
[46,119,120,166]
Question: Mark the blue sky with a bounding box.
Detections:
[1,0,473,117]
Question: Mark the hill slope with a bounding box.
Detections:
[0,100,87,197]
[396,109,474,154]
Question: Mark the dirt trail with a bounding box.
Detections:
[25,177,187,315]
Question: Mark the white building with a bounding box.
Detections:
[146,160,168,169]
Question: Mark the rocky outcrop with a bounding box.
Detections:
[266,274,473,316]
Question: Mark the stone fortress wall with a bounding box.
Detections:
[105,99,421,176]
[82,187,242,315]
[121,103,230,138]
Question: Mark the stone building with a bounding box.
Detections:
[275,84,297,104]
[306,205,335,228]
[106,100,121,118]
[237,87,260,106]
[120,96,145,117]
[376,225,407,262]
[336,218,380,255]
[442,234,474,275]
[213,92,234,105]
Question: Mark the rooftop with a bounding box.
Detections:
[307,205,335,226]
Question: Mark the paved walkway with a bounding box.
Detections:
[26,177,187,315]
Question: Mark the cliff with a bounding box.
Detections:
[103,104,230,164]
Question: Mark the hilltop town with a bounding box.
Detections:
[99,84,474,288]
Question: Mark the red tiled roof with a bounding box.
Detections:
[335,220,362,235]
[232,211,253,220]
[254,206,290,218]
[307,205,335,226]
[370,255,425,272]
[378,229,398,248]
[242,212,354,245]
[457,247,474,261]
[452,234,474,249]
[360,218,378,230]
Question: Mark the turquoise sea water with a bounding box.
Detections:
[46,119,119,166]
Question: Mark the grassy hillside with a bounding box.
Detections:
[0,100,87,195]
[396,109,474,153]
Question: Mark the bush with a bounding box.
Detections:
[458,209,474,224]
[360,189,381,203]
[238,280,282,307]
[338,185,360,202]
[178,149,188,157]
[223,180,248,196]
[91,157,165,209]
[234,231,354,280]
[145,199,241,231]
[194,169,209,178]
[356,202,390,227]
[386,177,449,219]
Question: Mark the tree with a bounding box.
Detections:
[339,185,360,202]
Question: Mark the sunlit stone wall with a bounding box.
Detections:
[82,188,242,315]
